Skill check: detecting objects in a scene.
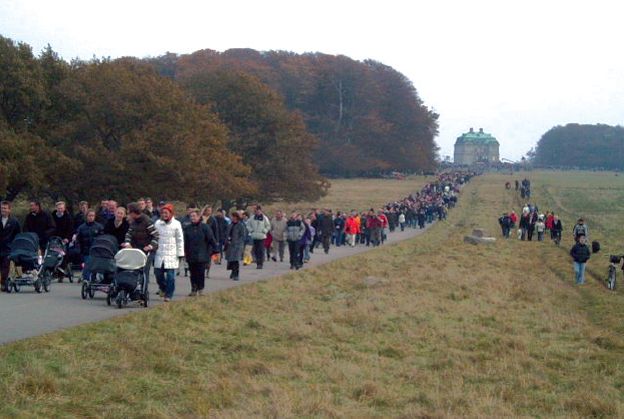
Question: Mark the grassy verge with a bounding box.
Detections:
[1,173,623,417]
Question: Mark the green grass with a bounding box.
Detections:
[1,172,624,417]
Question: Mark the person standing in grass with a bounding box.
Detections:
[536,215,546,242]
[573,218,588,242]
[570,234,591,285]
[225,211,246,281]
[183,209,217,295]
[551,214,563,245]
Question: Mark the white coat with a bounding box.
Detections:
[154,217,184,269]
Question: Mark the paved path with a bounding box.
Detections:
[0,225,432,344]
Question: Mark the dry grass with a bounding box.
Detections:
[1,172,623,417]
[263,176,428,214]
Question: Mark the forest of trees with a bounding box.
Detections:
[533,124,624,170]
[0,35,439,205]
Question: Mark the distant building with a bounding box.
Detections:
[454,128,500,165]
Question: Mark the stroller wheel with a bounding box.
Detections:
[81,282,88,300]
[13,282,20,293]
[116,290,126,309]
[68,268,74,283]
[34,279,42,293]
[143,291,149,308]
[5,279,12,294]
[88,287,95,299]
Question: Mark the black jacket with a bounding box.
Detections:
[104,218,130,246]
[204,215,220,244]
[53,211,74,241]
[183,222,217,263]
[24,210,56,247]
[570,243,591,263]
[0,216,21,256]
[76,221,104,255]
[319,214,334,236]
[215,216,228,245]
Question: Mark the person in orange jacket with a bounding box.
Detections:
[345,211,360,247]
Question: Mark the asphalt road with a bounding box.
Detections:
[0,225,432,345]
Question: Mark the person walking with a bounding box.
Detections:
[344,211,360,247]
[23,201,56,252]
[551,215,563,245]
[153,204,184,302]
[398,211,406,232]
[270,210,287,262]
[318,209,333,254]
[183,209,217,295]
[0,201,21,292]
[333,211,345,247]
[536,215,546,242]
[246,205,271,269]
[573,218,588,242]
[202,205,221,276]
[122,202,159,289]
[286,212,305,269]
[570,235,591,285]
[73,201,89,231]
[53,201,74,244]
[73,209,104,282]
[225,211,246,281]
[104,207,130,246]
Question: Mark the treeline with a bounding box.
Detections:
[0,35,439,206]
[148,49,439,176]
[533,124,624,170]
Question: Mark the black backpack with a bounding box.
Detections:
[592,240,601,254]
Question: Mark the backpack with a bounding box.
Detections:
[592,241,600,254]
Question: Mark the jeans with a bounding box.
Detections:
[82,255,91,281]
[252,239,265,266]
[188,262,206,291]
[574,262,586,284]
[302,243,311,262]
[154,267,176,298]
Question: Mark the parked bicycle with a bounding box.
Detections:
[606,254,624,290]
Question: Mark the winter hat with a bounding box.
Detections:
[161,203,174,215]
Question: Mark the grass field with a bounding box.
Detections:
[1,171,624,417]
[263,176,428,215]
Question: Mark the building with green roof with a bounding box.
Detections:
[454,128,500,165]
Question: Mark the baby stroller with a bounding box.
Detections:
[41,236,73,284]
[82,235,118,300]
[108,248,149,309]
[6,233,49,293]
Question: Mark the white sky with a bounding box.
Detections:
[2,0,623,160]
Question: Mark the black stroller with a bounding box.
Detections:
[108,248,149,308]
[41,236,73,284]
[6,233,49,293]
[82,235,118,300]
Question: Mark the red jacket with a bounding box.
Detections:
[345,216,360,234]
[509,212,518,224]
[545,214,554,230]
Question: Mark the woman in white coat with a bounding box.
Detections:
[154,204,184,301]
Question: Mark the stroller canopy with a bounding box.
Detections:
[89,235,119,259]
[10,232,39,255]
[115,248,147,270]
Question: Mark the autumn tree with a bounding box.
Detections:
[48,59,254,203]
[182,70,328,203]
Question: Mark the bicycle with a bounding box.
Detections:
[606,255,624,290]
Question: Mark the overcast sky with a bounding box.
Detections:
[2,0,622,160]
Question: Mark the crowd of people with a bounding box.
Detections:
[0,171,475,302]
[499,178,594,285]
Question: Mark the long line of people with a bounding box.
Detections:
[0,171,474,301]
